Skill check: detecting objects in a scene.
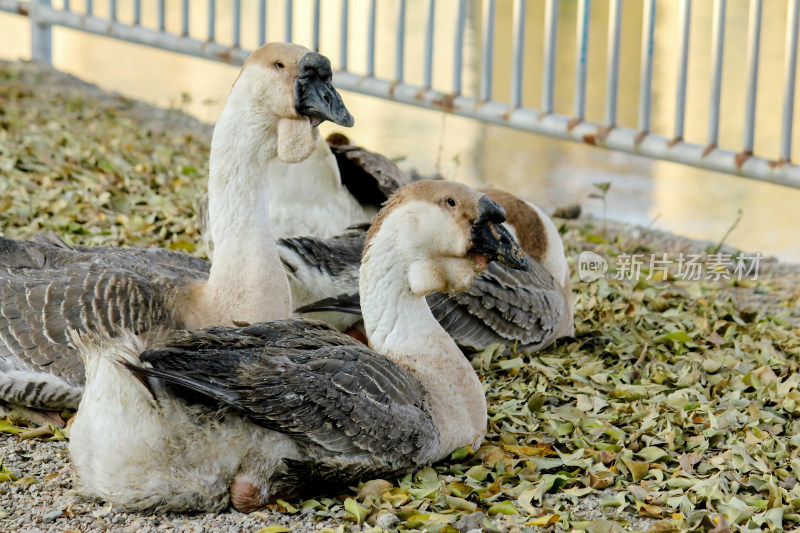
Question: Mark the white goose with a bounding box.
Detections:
[0,43,353,409]
[68,180,529,513]
[283,181,574,351]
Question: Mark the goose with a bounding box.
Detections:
[283,184,574,351]
[0,43,353,410]
[68,180,529,513]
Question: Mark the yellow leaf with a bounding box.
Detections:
[357,479,392,500]
[256,527,292,533]
[344,498,369,524]
[622,457,650,482]
[526,513,559,527]
[503,444,553,457]
[275,499,298,514]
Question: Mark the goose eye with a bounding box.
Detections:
[275,61,285,69]
[446,198,457,207]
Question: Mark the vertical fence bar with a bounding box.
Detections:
[366,0,376,76]
[30,0,52,64]
[158,0,165,31]
[510,0,526,108]
[542,0,559,113]
[423,0,435,88]
[86,0,92,15]
[181,0,189,35]
[605,0,622,126]
[638,0,656,132]
[340,0,349,70]
[480,0,496,101]
[742,0,762,154]
[232,0,241,47]
[781,0,800,161]
[453,0,467,94]
[207,0,215,41]
[312,0,321,51]
[63,0,69,12]
[395,0,406,83]
[674,0,691,140]
[573,0,590,121]
[258,0,266,45]
[707,0,726,147]
[133,0,141,25]
[110,0,117,21]
[285,0,293,42]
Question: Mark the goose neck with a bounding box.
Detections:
[359,232,487,459]
[195,100,291,327]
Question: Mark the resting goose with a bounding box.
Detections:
[68,181,529,513]
[285,185,574,351]
[0,43,353,409]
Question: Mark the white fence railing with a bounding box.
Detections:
[2,0,800,189]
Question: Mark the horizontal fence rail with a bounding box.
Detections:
[2,0,800,189]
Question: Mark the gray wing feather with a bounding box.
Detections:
[0,237,209,408]
[427,260,571,352]
[279,232,364,280]
[136,319,439,473]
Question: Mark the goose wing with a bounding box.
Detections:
[327,138,413,207]
[279,231,365,330]
[0,237,208,408]
[428,260,572,352]
[279,231,364,283]
[135,319,439,467]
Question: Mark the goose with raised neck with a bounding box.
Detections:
[0,42,353,410]
[68,180,529,513]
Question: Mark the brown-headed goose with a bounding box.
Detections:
[68,181,529,513]
[285,184,574,352]
[0,43,353,410]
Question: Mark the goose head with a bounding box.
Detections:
[363,181,529,296]
[229,43,353,163]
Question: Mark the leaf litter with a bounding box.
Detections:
[1,60,800,532]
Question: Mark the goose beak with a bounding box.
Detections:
[294,52,354,128]
[468,195,529,271]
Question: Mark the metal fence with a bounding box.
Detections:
[2,0,800,189]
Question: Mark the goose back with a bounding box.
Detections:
[0,236,209,408]
[128,319,439,498]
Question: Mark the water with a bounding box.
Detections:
[1,0,799,262]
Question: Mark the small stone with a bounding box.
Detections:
[42,510,62,523]
[454,511,485,533]
[375,513,400,530]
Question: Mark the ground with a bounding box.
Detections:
[0,61,799,533]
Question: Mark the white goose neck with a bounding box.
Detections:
[199,83,292,326]
[360,223,487,459]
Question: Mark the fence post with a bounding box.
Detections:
[30,0,53,64]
